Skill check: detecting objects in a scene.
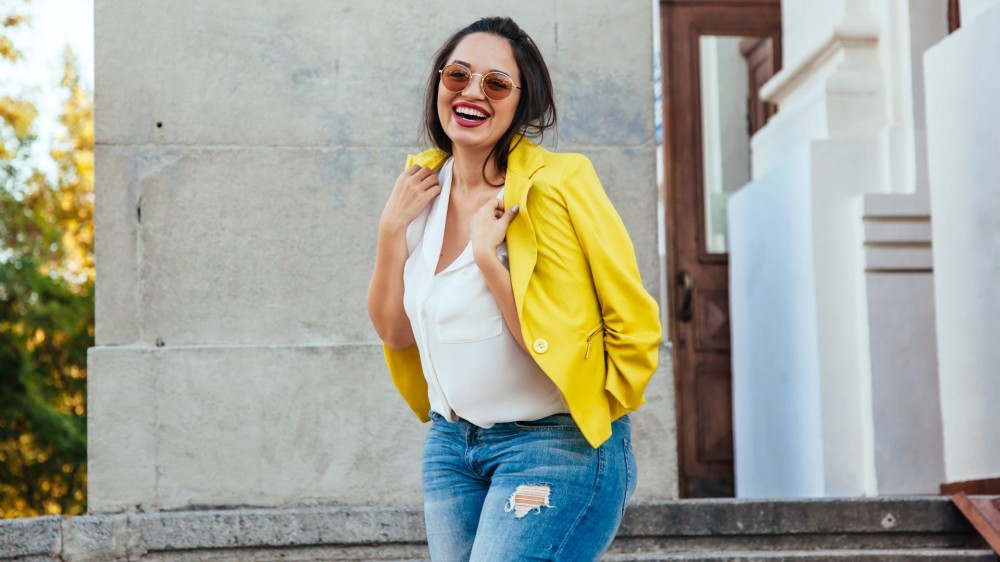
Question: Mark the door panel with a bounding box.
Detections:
[660,0,781,498]
[694,366,733,463]
[694,289,730,351]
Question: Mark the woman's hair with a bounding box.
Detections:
[422,17,557,185]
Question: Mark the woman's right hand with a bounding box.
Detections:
[379,165,442,233]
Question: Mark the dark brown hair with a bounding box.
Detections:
[422,17,557,185]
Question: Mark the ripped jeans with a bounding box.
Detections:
[422,411,636,561]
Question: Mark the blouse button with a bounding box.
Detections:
[532,338,549,354]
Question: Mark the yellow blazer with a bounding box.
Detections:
[383,138,662,447]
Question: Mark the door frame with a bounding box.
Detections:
[659,0,782,497]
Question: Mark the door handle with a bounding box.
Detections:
[677,270,693,323]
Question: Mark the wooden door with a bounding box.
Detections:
[660,0,781,498]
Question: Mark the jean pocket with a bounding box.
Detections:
[621,437,638,517]
[513,413,577,430]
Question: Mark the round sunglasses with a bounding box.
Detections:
[438,63,521,101]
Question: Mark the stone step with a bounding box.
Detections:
[1,497,995,561]
[604,550,997,561]
[610,497,992,552]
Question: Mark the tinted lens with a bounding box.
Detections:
[483,72,514,100]
[440,64,471,92]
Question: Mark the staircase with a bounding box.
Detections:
[608,498,997,561]
[1,497,995,561]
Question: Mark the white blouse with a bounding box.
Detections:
[401,158,567,427]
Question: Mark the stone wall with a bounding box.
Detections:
[91,0,675,513]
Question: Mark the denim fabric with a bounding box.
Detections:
[422,411,637,561]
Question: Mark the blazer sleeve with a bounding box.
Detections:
[562,155,662,412]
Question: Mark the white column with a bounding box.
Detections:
[924,1,1000,485]
[731,0,951,496]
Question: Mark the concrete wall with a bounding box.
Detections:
[91,0,674,513]
[924,2,1000,485]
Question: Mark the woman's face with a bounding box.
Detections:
[437,32,521,156]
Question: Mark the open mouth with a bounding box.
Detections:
[453,104,490,125]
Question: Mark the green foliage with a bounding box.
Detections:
[1,1,93,518]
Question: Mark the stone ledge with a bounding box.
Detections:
[620,497,975,536]
[0,515,60,558]
[131,506,425,549]
[0,499,986,561]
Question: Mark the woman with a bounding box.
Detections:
[367,16,661,561]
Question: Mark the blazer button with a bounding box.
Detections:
[532,338,549,354]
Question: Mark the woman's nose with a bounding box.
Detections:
[462,75,487,99]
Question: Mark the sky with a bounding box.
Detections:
[2,0,94,179]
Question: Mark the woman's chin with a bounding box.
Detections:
[448,128,499,152]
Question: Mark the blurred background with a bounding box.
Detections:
[0,0,94,518]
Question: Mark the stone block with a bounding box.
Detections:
[87,342,674,513]
[129,507,426,550]
[96,0,654,150]
[95,0,560,148]
[619,497,975,537]
[555,0,655,146]
[109,344,425,511]
[94,146,141,345]
[86,348,159,513]
[103,141,660,347]
[61,515,129,562]
[98,145,418,347]
[0,516,60,558]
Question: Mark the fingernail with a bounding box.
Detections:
[511,205,519,213]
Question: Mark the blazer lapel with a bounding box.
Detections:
[503,138,544,319]
[407,147,449,170]
[405,140,543,318]
[406,148,450,270]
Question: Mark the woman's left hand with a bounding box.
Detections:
[471,199,519,266]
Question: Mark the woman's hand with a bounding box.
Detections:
[379,165,442,234]
[368,165,439,350]
[471,198,526,351]
[471,198,519,267]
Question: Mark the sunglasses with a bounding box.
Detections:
[438,63,521,101]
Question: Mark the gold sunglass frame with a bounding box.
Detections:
[438,63,522,101]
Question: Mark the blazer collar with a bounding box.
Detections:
[407,135,544,193]
[407,136,543,322]
[502,137,544,207]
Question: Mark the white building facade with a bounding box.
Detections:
[729,0,1000,497]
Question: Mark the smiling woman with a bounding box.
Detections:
[366,16,661,561]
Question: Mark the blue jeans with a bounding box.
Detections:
[422,411,637,561]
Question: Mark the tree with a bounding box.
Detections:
[0,1,93,518]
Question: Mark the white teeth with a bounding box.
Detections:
[455,106,488,119]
